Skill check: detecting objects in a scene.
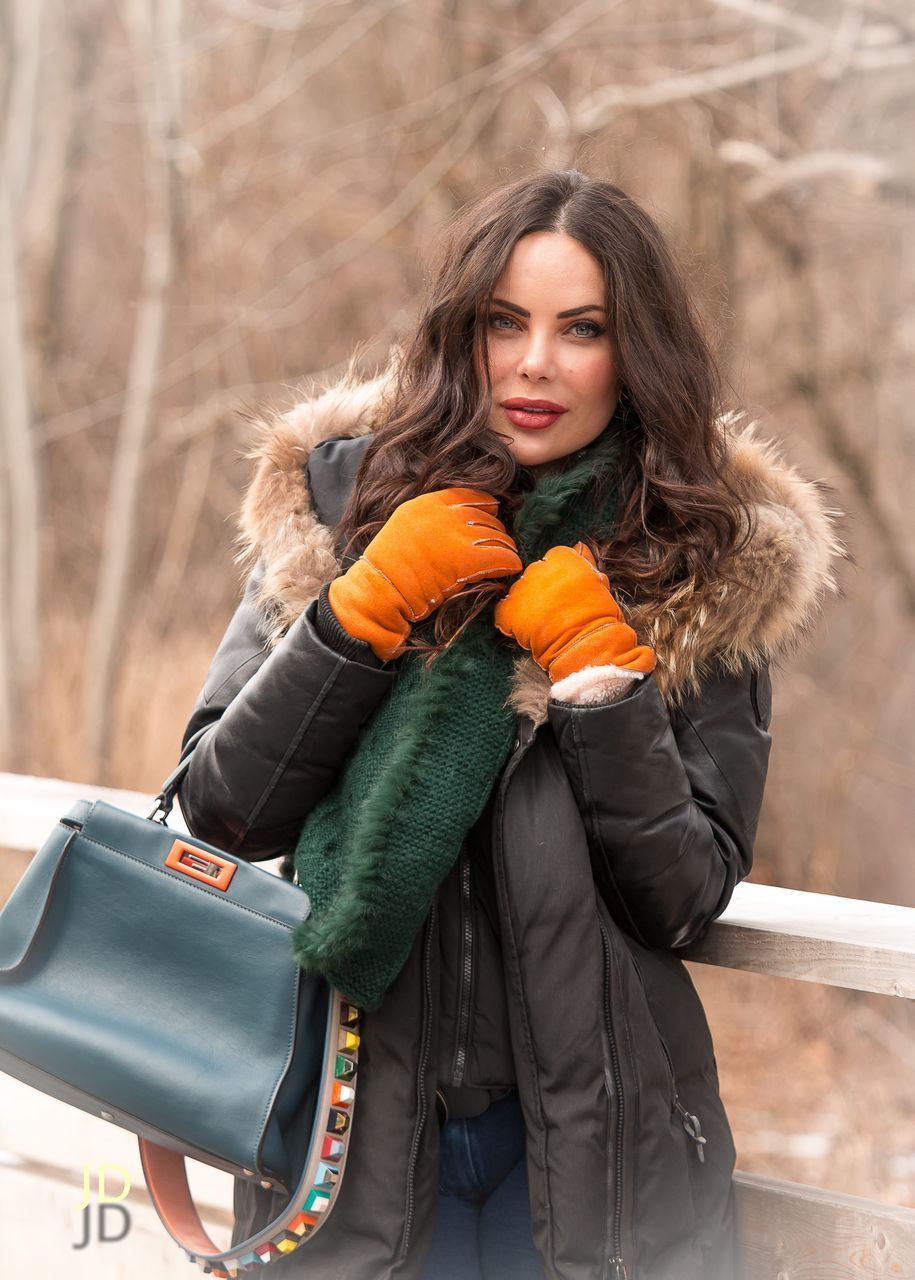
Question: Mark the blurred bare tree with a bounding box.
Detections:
[0,0,912,914]
[82,0,184,771]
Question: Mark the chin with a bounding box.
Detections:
[508,438,557,467]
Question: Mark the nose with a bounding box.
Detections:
[516,329,556,381]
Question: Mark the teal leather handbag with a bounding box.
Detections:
[0,728,361,1275]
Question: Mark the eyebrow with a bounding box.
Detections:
[489,297,608,319]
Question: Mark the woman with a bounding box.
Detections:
[177,169,845,1280]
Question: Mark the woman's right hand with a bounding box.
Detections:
[328,488,522,661]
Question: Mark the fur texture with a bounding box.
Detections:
[550,663,644,706]
[234,358,848,725]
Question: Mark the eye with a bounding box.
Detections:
[569,320,605,338]
[486,312,605,338]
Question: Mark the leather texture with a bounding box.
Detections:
[175,435,775,1279]
[548,651,772,949]
[0,799,327,1192]
[179,568,397,860]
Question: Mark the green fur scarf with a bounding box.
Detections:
[289,406,628,1011]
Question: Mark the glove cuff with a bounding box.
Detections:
[316,582,390,668]
[545,620,657,683]
[328,559,412,661]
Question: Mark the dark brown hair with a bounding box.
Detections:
[334,167,755,665]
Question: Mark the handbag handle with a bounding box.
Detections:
[146,724,215,823]
[139,987,360,1275]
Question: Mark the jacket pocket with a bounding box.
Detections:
[629,949,709,1173]
[628,950,677,1106]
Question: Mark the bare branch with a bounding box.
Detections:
[574,2,914,132]
[36,0,619,446]
[210,0,353,30]
[3,0,44,209]
[718,140,896,201]
[0,0,44,755]
[178,0,617,165]
[148,315,409,454]
[176,0,409,158]
[529,81,575,169]
[257,91,504,331]
[574,37,833,131]
[710,0,835,44]
[713,0,914,70]
[82,0,183,777]
[145,430,216,617]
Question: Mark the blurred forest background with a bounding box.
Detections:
[1,0,912,1214]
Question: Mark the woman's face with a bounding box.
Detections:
[481,231,620,477]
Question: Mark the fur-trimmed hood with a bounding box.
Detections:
[233,360,848,723]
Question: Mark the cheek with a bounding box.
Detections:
[568,349,617,403]
[484,338,510,382]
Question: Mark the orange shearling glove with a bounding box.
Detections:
[493,541,657,683]
[328,487,522,662]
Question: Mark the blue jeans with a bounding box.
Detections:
[419,1089,546,1280]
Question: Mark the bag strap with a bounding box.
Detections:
[147,724,215,823]
[139,986,361,1275]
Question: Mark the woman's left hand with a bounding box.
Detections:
[493,542,657,683]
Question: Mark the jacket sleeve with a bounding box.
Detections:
[546,655,773,949]
[176,559,396,861]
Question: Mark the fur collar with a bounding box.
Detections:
[234,360,847,723]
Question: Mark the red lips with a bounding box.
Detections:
[500,398,568,412]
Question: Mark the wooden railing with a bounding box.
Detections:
[1,772,913,1278]
[679,883,915,1277]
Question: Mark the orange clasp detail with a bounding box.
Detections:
[164,840,237,891]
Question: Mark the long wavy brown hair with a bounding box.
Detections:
[333,167,757,666]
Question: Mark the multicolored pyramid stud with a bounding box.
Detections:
[183,989,361,1276]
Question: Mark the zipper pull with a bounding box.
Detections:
[675,1101,707,1163]
[608,1258,629,1279]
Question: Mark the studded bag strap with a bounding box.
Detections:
[139,989,361,1276]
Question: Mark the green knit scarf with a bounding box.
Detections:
[289,406,627,1011]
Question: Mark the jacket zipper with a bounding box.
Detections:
[452,846,473,1085]
[399,898,436,1259]
[491,717,635,1278]
[454,718,526,1086]
[403,723,531,1259]
[597,912,630,1280]
[655,1026,707,1163]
